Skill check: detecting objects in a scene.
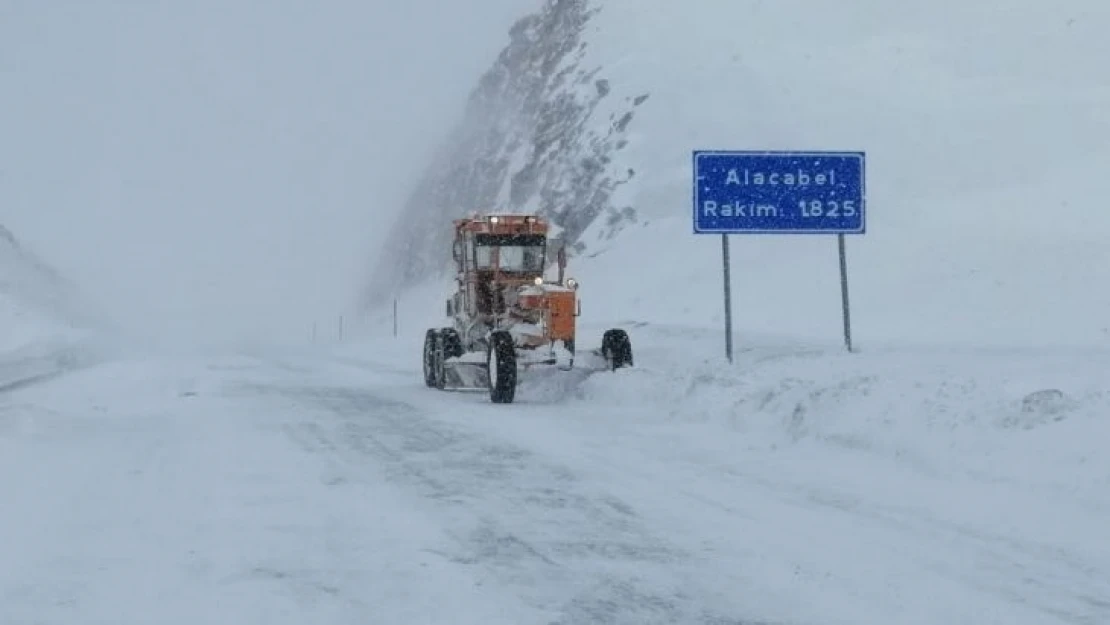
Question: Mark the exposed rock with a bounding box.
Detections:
[365,0,643,305]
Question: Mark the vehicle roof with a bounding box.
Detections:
[454,213,549,235]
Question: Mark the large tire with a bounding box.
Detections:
[422,329,439,387]
[601,329,633,370]
[432,332,448,390]
[487,330,517,404]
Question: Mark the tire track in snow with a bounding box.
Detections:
[719,467,1110,625]
[253,381,781,625]
[623,446,1110,625]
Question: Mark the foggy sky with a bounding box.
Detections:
[0,0,540,345]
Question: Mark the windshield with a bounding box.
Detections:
[474,234,546,272]
[499,245,545,271]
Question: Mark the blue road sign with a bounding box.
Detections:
[693,151,866,234]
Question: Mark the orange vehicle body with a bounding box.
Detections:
[425,212,632,404]
[545,290,575,341]
[447,213,578,351]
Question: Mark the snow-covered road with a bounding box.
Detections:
[2,327,1108,624]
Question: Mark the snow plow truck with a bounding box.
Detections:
[423,213,633,403]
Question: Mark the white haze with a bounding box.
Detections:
[0,0,539,346]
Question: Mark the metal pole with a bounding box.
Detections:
[838,233,853,352]
[339,315,344,341]
[722,233,733,363]
[393,298,398,337]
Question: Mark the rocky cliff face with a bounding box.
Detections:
[365,0,647,305]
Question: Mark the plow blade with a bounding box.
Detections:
[426,327,633,401]
[439,359,489,391]
[442,348,618,389]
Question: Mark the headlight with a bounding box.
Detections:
[566,278,578,289]
[534,276,544,286]
[489,215,500,223]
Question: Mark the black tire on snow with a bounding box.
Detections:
[432,332,448,390]
[601,329,633,370]
[487,330,517,404]
[422,329,439,388]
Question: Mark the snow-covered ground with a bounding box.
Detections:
[331,247,1110,623]
[4,319,1106,624]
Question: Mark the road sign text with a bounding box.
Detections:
[693,151,865,234]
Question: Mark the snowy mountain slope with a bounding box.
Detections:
[569,0,1110,344]
[367,0,1110,339]
[365,0,647,301]
[0,225,112,390]
[0,225,77,343]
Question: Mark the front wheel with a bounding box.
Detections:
[487,330,517,403]
[601,329,633,370]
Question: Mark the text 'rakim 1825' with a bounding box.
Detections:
[693,152,865,234]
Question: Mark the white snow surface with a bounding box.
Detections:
[3,322,1107,624]
[3,1,1110,624]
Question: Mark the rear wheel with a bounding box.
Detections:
[422,329,439,387]
[601,329,633,370]
[487,330,517,404]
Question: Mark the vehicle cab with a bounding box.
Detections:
[450,214,549,316]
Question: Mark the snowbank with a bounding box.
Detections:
[315,314,1110,624]
[570,326,1110,495]
[329,308,1110,502]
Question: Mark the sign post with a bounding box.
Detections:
[693,150,866,356]
[721,233,733,363]
[838,233,853,352]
